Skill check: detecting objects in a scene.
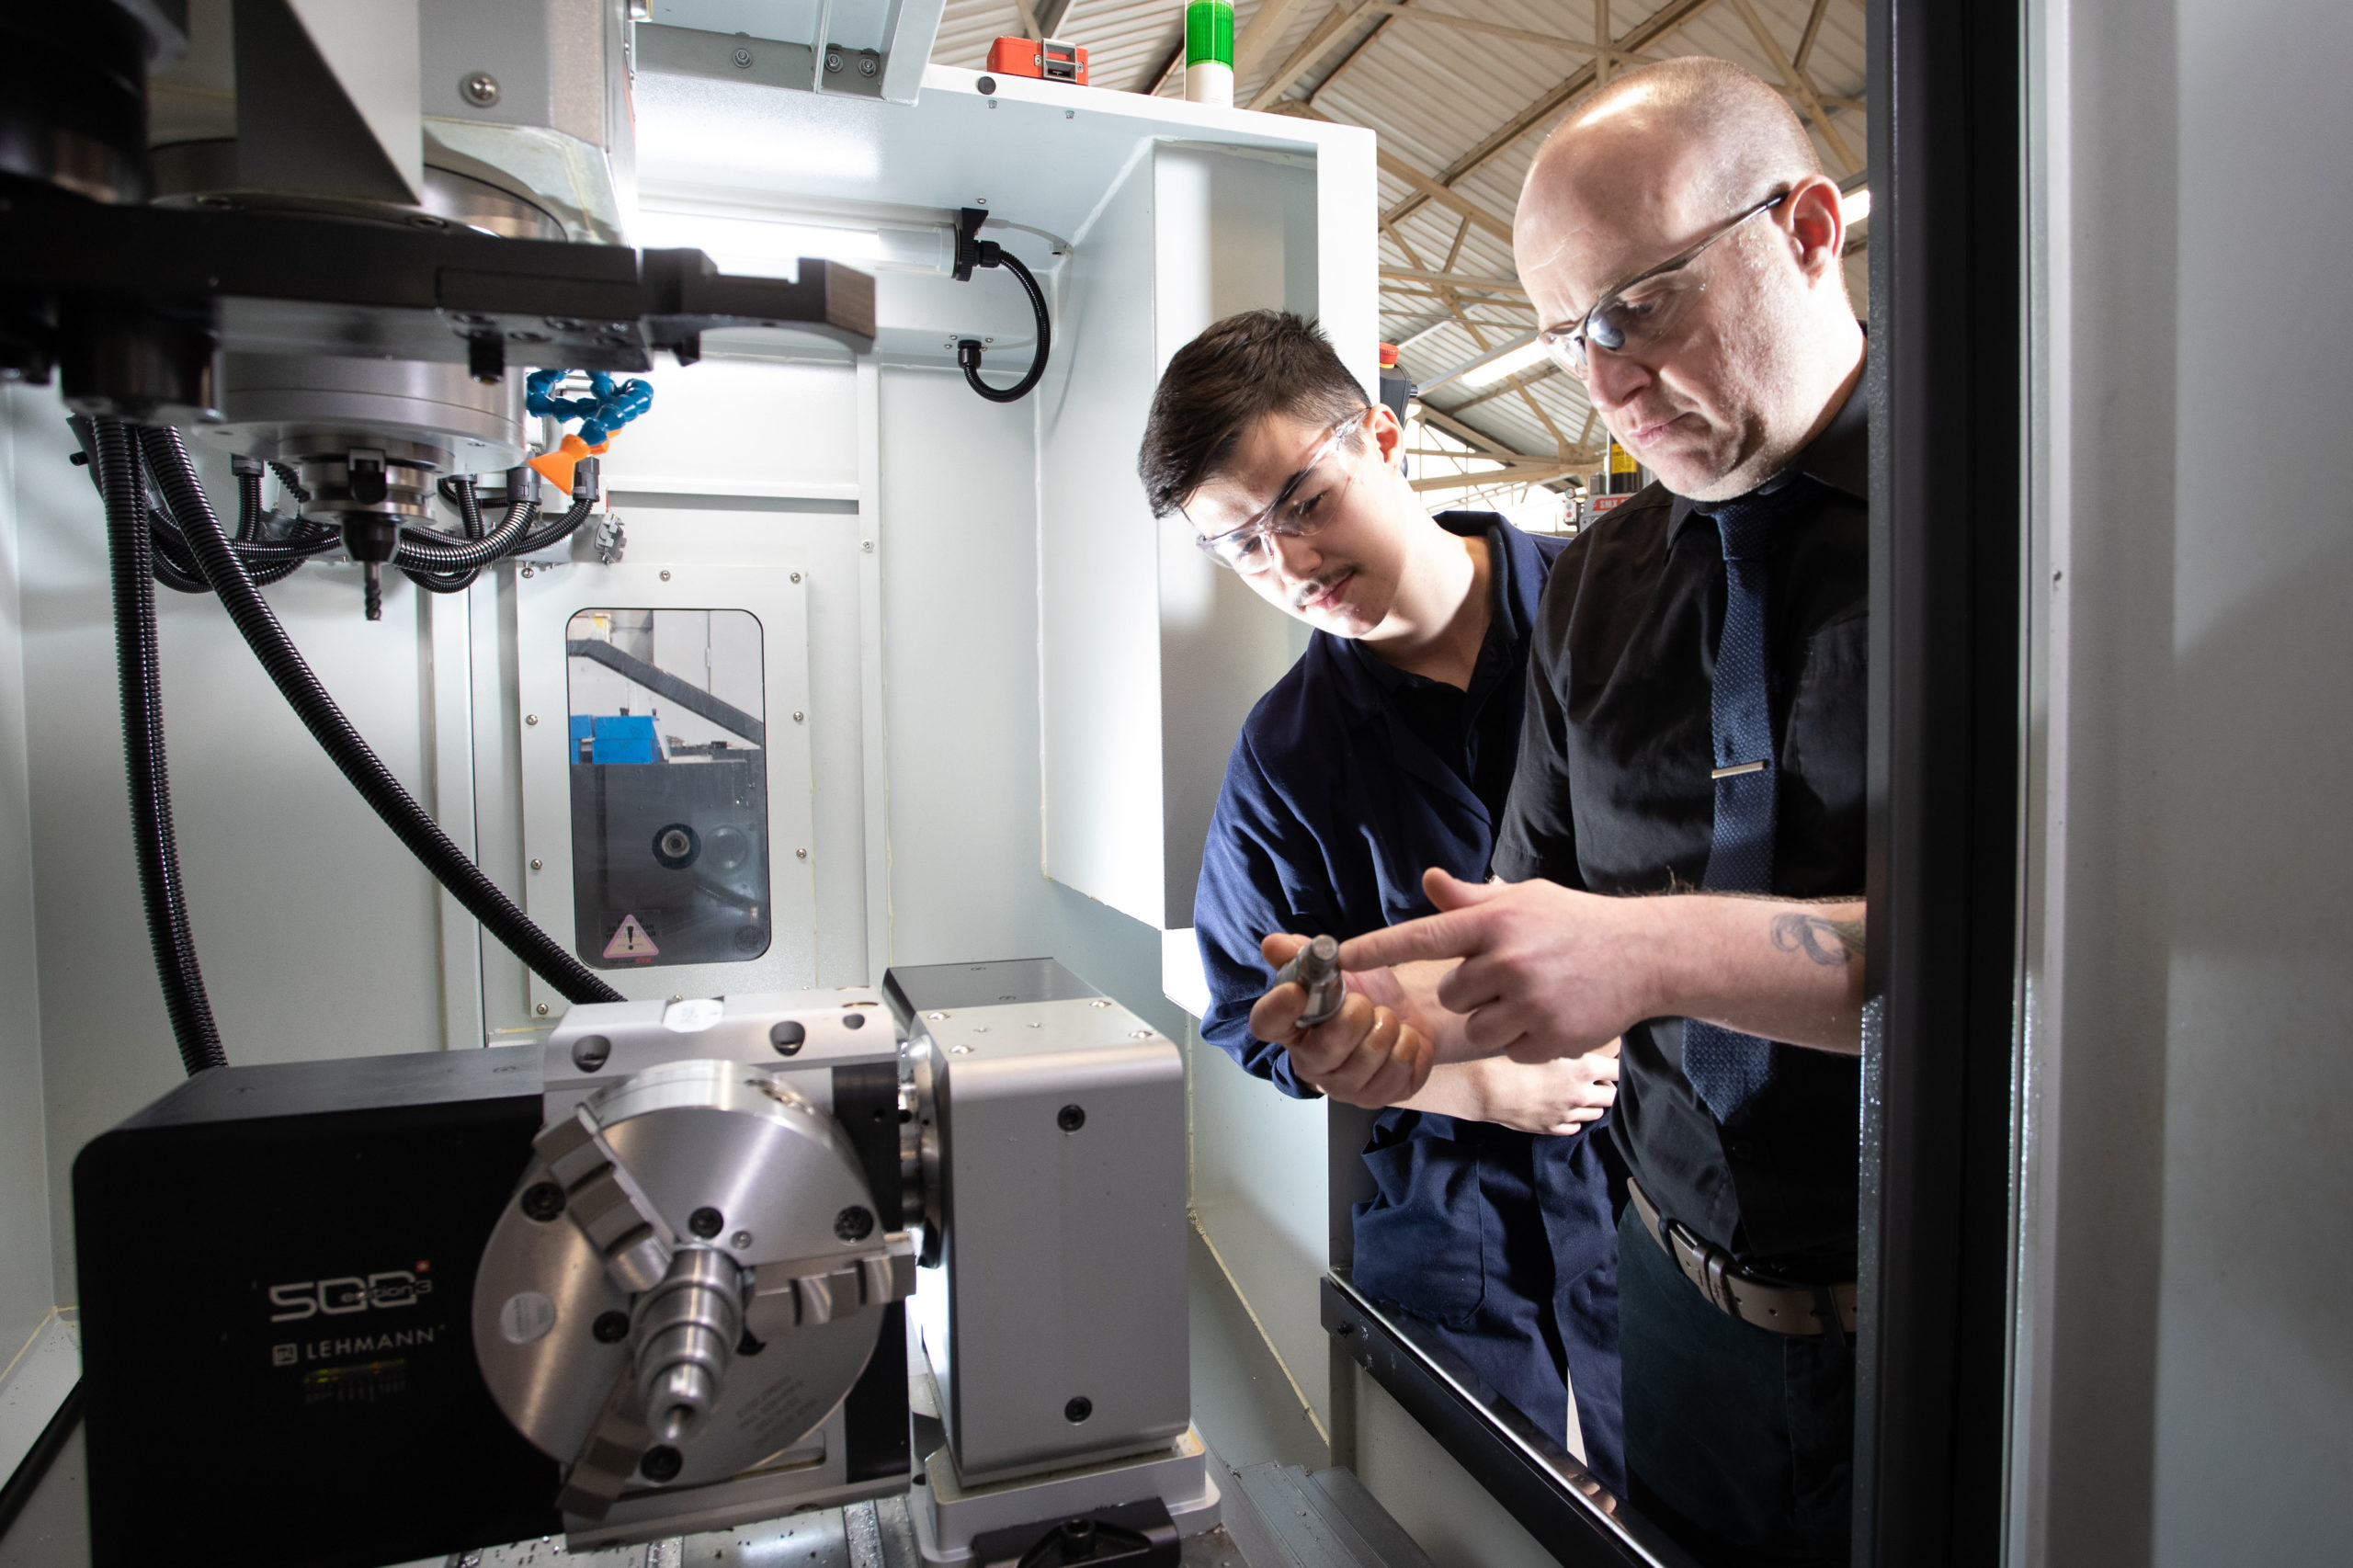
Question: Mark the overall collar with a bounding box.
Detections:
[1311,512,1537,824]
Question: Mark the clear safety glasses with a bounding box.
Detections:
[1188,414,1367,574]
[1539,192,1788,381]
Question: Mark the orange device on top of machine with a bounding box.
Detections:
[986,36,1089,85]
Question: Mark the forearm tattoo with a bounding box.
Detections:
[1770,913,1866,967]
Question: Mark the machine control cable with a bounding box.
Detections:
[952,207,1051,403]
[94,421,225,1077]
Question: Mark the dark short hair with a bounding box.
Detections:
[1137,311,1370,519]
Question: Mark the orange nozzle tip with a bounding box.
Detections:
[586,438,611,455]
[528,432,603,492]
[527,450,577,491]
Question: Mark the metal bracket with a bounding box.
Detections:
[555,1369,656,1521]
[745,1231,917,1333]
[535,1105,679,1293]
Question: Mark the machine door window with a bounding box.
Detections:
[565,608,769,968]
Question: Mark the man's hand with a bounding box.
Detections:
[1336,871,1665,1062]
[1338,869,1867,1060]
[1250,933,1437,1108]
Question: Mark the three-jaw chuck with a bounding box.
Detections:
[472,1057,915,1522]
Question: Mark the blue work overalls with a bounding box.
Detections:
[1193,513,1623,1490]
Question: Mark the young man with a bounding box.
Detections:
[1259,61,1871,1566]
[1138,310,1623,1487]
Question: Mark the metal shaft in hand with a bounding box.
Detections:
[1277,934,1345,1028]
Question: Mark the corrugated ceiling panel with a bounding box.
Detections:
[927,0,1870,469]
[933,0,1023,71]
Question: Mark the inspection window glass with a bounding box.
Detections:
[565,608,770,969]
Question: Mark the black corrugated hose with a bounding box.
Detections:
[133,453,335,593]
[509,491,598,557]
[399,469,597,591]
[401,472,510,595]
[95,421,227,1076]
[397,470,536,570]
[401,473,495,597]
[130,422,624,1005]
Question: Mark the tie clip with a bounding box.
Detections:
[1711,760,1768,780]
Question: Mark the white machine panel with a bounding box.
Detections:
[517,561,817,1014]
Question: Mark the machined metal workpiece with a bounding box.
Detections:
[634,1246,745,1445]
[1271,935,1345,1029]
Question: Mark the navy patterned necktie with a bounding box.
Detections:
[1682,487,1790,1125]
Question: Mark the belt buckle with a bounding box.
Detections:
[1699,1243,1742,1317]
[1662,1217,1738,1317]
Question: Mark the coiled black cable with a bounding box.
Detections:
[94,422,226,1075]
[508,494,597,557]
[401,562,482,596]
[394,488,535,569]
[132,423,624,1006]
[398,472,523,593]
[439,473,489,538]
[958,249,1051,403]
[224,472,322,585]
[145,525,213,595]
[126,455,334,593]
[233,465,263,542]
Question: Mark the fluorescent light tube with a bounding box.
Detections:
[632,209,952,277]
[1461,338,1551,388]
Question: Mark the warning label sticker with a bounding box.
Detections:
[603,915,659,960]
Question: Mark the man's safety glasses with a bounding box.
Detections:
[1539,192,1788,381]
[1188,414,1367,574]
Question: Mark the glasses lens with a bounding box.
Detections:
[1221,531,1276,572]
[1586,303,1629,354]
[1194,519,1274,573]
[1274,446,1354,534]
[1192,418,1360,572]
[1540,328,1588,381]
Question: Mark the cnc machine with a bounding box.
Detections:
[0,4,1380,1563]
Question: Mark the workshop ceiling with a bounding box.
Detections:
[930,0,1869,488]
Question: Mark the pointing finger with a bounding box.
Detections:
[1337,907,1489,971]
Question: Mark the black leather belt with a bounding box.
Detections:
[1627,1179,1859,1339]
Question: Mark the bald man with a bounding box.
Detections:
[1253,58,1869,1565]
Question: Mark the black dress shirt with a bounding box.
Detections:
[1349,515,1527,826]
[1493,373,1868,1280]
